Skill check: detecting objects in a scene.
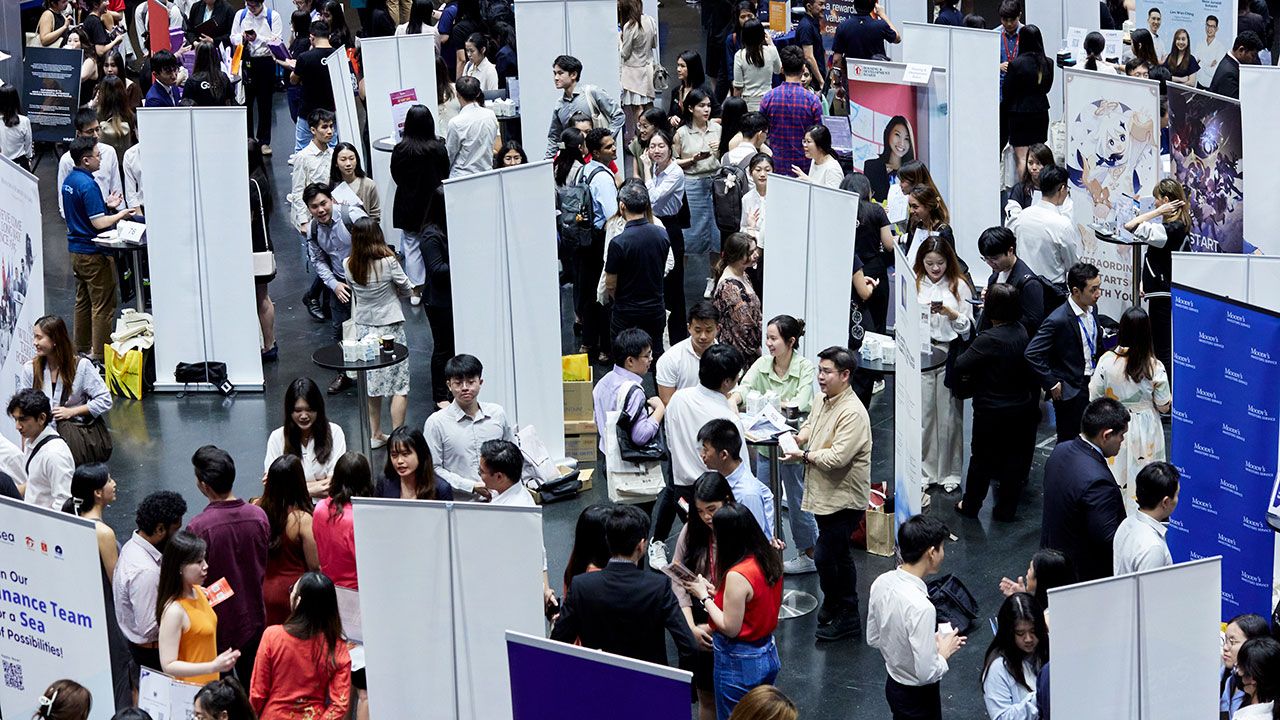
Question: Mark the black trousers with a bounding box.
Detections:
[231,629,262,688]
[814,507,865,615]
[885,677,942,720]
[651,472,695,543]
[658,215,688,346]
[573,233,608,354]
[1148,296,1172,374]
[1053,390,1089,443]
[611,311,666,363]
[962,404,1039,520]
[244,56,276,145]
[425,305,455,404]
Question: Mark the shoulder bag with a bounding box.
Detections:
[50,368,113,465]
[603,383,665,502]
[251,178,276,279]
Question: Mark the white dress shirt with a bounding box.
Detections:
[1238,702,1277,719]
[20,358,113,424]
[0,116,33,166]
[0,434,25,486]
[289,142,333,227]
[655,338,706,391]
[490,481,538,507]
[264,423,347,483]
[1195,37,1227,75]
[462,57,498,92]
[1068,296,1098,375]
[113,531,164,644]
[57,143,122,218]
[917,275,973,343]
[1112,511,1172,575]
[446,102,499,178]
[22,426,75,510]
[423,401,515,495]
[740,187,767,243]
[646,160,686,218]
[664,385,744,486]
[867,568,949,686]
[1006,199,1080,284]
[230,5,284,56]
[123,144,143,208]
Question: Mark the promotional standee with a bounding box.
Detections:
[1135,0,1235,77]
[1166,85,1250,254]
[0,498,113,720]
[893,244,923,525]
[1167,283,1280,620]
[0,157,45,446]
[22,46,81,143]
[1238,66,1280,257]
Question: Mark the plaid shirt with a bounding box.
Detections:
[760,81,823,177]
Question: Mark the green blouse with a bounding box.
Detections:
[739,353,816,413]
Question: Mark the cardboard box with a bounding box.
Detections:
[563,370,595,422]
[564,431,599,465]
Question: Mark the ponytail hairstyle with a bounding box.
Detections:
[33,679,92,720]
[1083,31,1105,70]
[767,314,806,354]
[60,463,110,516]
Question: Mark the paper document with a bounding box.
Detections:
[744,404,790,442]
[778,433,800,456]
[336,586,363,643]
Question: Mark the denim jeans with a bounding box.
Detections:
[684,175,722,254]
[713,633,779,720]
[755,453,817,552]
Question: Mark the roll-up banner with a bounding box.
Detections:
[22,47,81,143]
[0,157,44,446]
[894,243,924,526]
[1166,85,1250,253]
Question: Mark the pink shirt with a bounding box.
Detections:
[312,499,358,590]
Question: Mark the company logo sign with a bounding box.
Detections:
[1192,497,1218,515]
[1246,460,1271,477]
[1252,348,1277,366]
[1198,331,1224,349]
[1175,295,1198,312]
[1172,407,1191,424]
[1248,405,1276,422]
[1173,352,1195,369]
[1222,423,1246,442]
[1193,442,1220,460]
[1220,478,1243,498]
[1195,387,1222,405]
[1226,310,1251,329]
[1224,367,1248,386]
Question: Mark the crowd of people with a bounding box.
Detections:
[9,0,1280,718]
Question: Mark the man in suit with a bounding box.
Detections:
[977,226,1045,335]
[1040,398,1129,582]
[143,50,183,107]
[551,504,697,667]
[1025,262,1102,443]
[1208,31,1263,99]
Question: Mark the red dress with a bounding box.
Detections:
[249,625,351,720]
[262,526,309,626]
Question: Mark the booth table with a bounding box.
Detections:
[94,234,147,312]
[747,421,819,620]
[1091,224,1144,309]
[312,342,409,456]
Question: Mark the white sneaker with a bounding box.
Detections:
[783,554,817,575]
[921,491,932,508]
[410,294,421,306]
[703,278,715,298]
[941,480,960,493]
[872,379,886,394]
[647,539,669,571]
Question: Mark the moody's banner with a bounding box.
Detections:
[1168,285,1280,621]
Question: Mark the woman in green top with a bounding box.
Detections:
[734,315,818,574]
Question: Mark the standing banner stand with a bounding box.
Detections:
[1062,69,1159,320]
[443,161,564,458]
[353,499,545,720]
[358,35,438,245]
[901,24,999,276]
[1166,85,1247,253]
[22,47,82,144]
[760,175,857,354]
[1239,66,1280,256]
[1167,252,1280,621]
[515,0,620,158]
[1049,557,1221,720]
[0,156,44,445]
[0,497,113,720]
[327,46,361,153]
[505,631,692,720]
[1135,0,1236,71]
[138,107,263,392]
[892,245,924,525]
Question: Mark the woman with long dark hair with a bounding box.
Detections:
[319,0,352,47]
[194,678,256,720]
[493,139,528,169]
[980,593,1049,719]
[793,124,841,188]
[266,377,346,497]
[843,173,894,333]
[396,0,439,42]
[712,232,762,363]
[645,129,688,345]
[717,96,748,158]
[1129,28,1161,68]
[1005,143,1055,214]
[554,126,587,187]
[331,141,381,221]
[250,572,351,719]
[157,531,240,683]
[1088,306,1171,498]
[248,139,277,359]
[21,315,112,435]
[685,502,784,720]
[462,32,499,91]
[1124,176,1189,371]
[629,107,670,181]
[94,76,135,168]
[914,237,972,496]
[1082,30,1119,73]
[254,455,320,625]
[1002,24,1054,179]
[1223,614,1273,717]
[0,86,33,170]
[732,18,781,111]
[669,50,719,129]
[1163,28,1200,87]
[312,451,373,590]
[376,426,454,499]
[390,104,449,303]
[862,115,915,202]
[183,41,233,106]
[562,504,611,593]
[491,22,518,89]
[998,548,1076,614]
[674,88,723,263]
[903,183,955,268]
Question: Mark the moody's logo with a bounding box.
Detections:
[1243,517,1270,534]
[1217,533,1240,551]
[1222,423,1246,441]
[1198,331,1224,348]
[1248,405,1276,422]
[1195,388,1222,405]
[1224,590,1239,606]
[1192,497,1218,515]
[1169,517,1187,532]
[1220,479,1243,497]
[1193,442,1220,460]
[1243,572,1269,589]
[1226,310,1250,328]
[1173,352,1195,369]
[1172,407,1191,424]
[1246,460,1272,477]
[1224,368,1247,386]
[1175,296,1197,312]
[1252,348,1277,366]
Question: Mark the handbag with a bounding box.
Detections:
[174,361,235,396]
[653,62,670,93]
[616,385,669,462]
[57,414,113,466]
[604,384,665,502]
[927,574,980,636]
[251,179,276,278]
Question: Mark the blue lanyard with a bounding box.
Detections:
[1077,313,1096,360]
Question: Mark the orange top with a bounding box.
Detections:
[176,587,220,684]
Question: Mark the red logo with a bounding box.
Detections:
[40,542,47,554]
[25,537,34,549]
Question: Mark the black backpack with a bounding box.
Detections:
[1016,273,1068,328]
[711,154,753,231]
[556,165,609,251]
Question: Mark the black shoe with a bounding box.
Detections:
[954,500,980,519]
[816,612,862,642]
[305,296,327,322]
[328,374,355,394]
[817,606,836,626]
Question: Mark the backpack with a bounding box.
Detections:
[480,0,514,29]
[712,153,753,231]
[1016,272,1068,329]
[235,7,276,32]
[556,165,608,251]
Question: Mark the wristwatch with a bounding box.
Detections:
[699,595,712,606]
[802,450,810,464]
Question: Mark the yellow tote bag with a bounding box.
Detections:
[104,346,145,399]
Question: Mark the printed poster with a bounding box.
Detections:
[1135,0,1234,76]
[0,157,44,446]
[21,47,81,143]
[1167,85,1252,254]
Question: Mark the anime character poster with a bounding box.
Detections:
[1064,70,1160,320]
[1167,85,1250,253]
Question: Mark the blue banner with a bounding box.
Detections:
[1168,285,1280,622]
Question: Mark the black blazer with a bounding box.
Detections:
[1039,437,1125,581]
[951,323,1038,412]
[1025,301,1100,401]
[980,258,1044,335]
[1002,55,1054,113]
[186,0,234,46]
[551,560,697,667]
[1209,54,1241,100]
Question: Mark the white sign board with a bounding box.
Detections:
[893,244,924,525]
[0,157,43,445]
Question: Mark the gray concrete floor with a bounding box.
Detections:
[27,11,1069,717]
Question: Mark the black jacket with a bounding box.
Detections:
[551,560,697,667]
[1025,301,1101,401]
[951,323,1038,412]
[1002,55,1054,113]
[422,224,452,308]
[980,258,1044,335]
[1040,437,1125,581]
[1209,54,1241,100]
[390,142,449,231]
[186,0,234,46]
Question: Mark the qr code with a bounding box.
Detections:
[3,660,22,691]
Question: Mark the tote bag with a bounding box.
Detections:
[603,383,664,502]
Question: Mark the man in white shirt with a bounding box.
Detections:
[232,0,284,154]
[0,433,26,490]
[122,143,143,211]
[1113,461,1178,574]
[653,344,744,564]
[720,111,770,167]
[867,513,965,720]
[1006,165,1079,285]
[478,439,557,612]
[56,108,122,219]
[113,490,187,671]
[423,354,515,500]
[1195,15,1227,78]
[655,301,721,405]
[7,390,74,510]
[1147,7,1168,60]
[290,109,336,233]
[446,76,500,178]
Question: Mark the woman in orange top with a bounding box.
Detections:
[157,530,240,684]
[250,571,352,720]
[685,503,783,720]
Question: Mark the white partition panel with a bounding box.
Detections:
[885,0,928,62]
[138,107,262,391]
[1064,0,1102,32]
[327,46,361,151]
[445,161,564,457]
[902,20,948,69]
[1029,0,1067,122]
[1240,66,1280,257]
[761,176,857,354]
[1137,559,1221,720]
[361,35,439,244]
[516,0,620,159]
[1051,575,1141,719]
[1173,253,1280,308]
